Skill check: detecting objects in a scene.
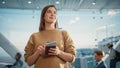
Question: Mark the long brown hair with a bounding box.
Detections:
[39,5,58,31]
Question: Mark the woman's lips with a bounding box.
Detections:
[49,17,55,20]
[49,17,53,19]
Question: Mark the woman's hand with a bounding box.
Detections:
[48,46,74,62]
[36,46,45,55]
[26,45,45,66]
[48,46,61,56]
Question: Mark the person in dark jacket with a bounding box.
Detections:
[12,52,23,68]
[94,50,107,68]
[107,43,120,68]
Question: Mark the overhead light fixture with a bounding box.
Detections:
[56,1,60,4]
[93,17,95,19]
[28,1,32,4]
[92,2,96,5]
[75,17,80,21]
[2,1,6,4]
[100,17,103,19]
[108,10,116,17]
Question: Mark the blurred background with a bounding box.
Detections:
[0,0,120,68]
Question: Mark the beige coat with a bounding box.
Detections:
[24,29,76,68]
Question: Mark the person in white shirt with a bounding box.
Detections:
[107,43,118,68]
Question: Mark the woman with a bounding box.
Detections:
[24,5,76,68]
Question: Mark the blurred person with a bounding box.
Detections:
[107,43,120,68]
[94,50,107,68]
[6,52,23,68]
[24,5,76,68]
[12,52,23,68]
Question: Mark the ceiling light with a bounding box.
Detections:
[28,1,32,4]
[108,10,116,16]
[92,2,96,5]
[75,17,80,21]
[56,1,60,4]
[100,17,103,19]
[2,1,5,4]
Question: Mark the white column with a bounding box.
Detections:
[0,33,19,59]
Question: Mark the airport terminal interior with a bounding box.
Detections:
[0,0,120,68]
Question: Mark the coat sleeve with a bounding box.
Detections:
[62,30,76,62]
[24,34,35,62]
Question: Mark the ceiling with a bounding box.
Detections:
[0,0,120,10]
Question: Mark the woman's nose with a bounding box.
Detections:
[51,12,54,16]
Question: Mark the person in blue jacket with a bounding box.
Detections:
[94,50,107,68]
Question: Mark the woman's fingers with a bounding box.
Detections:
[37,45,45,55]
[48,47,60,55]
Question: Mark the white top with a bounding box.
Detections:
[109,48,116,59]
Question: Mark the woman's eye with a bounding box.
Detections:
[54,11,56,14]
[46,10,56,15]
[47,10,51,13]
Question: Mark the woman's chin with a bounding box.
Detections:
[48,21,56,24]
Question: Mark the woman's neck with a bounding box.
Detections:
[45,23,55,30]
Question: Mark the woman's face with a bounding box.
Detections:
[44,7,57,24]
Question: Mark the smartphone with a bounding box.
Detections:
[45,41,56,55]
